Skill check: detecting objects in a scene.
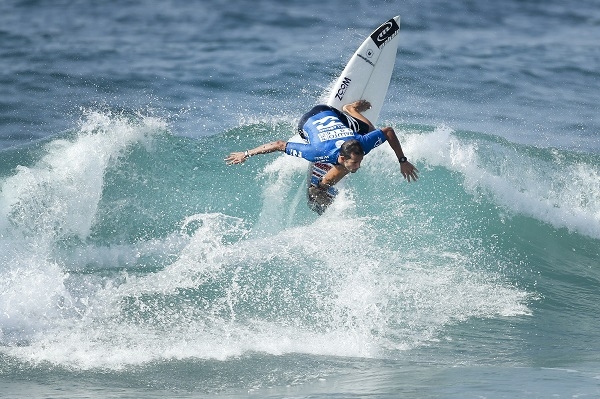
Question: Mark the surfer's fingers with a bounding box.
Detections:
[225,152,245,165]
[354,99,372,112]
[401,169,418,182]
[359,99,372,108]
[409,166,418,179]
[408,170,418,181]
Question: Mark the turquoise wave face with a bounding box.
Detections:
[0,109,599,369]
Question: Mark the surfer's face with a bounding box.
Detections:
[341,153,364,173]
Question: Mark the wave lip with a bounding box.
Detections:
[407,125,600,240]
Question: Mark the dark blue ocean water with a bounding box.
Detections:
[1,1,600,398]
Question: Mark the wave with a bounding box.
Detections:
[0,109,597,369]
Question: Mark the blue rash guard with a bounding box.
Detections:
[285,105,387,164]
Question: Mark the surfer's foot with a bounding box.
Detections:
[343,100,371,113]
[308,186,334,207]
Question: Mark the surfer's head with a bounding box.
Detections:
[339,139,365,173]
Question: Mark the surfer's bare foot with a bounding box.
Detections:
[343,100,371,113]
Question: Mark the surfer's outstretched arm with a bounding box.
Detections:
[342,100,375,131]
[381,127,419,182]
[225,140,286,165]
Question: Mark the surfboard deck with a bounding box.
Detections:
[305,16,401,214]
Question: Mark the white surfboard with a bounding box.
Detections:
[303,16,401,214]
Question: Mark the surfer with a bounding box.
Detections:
[225,99,418,194]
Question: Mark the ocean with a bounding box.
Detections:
[1,0,599,398]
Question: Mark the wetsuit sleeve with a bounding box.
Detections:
[356,129,387,155]
[285,141,319,162]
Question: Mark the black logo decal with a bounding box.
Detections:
[370,18,399,48]
[335,76,352,101]
[357,54,375,66]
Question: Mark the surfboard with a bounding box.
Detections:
[305,16,401,214]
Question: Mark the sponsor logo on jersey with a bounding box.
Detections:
[313,155,331,162]
[312,115,342,131]
[312,113,354,141]
[317,129,354,142]
[370,18,399,48]
[289,149,303,158]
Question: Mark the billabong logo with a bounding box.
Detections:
[370,18,399,48]
[313,115,340,131]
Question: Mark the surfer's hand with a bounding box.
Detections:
[343,100,371,114]
[400,161,419,182]
[225,152,247,165]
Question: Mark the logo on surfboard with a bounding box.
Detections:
[334,76,352,101]
[370,18,399,48]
